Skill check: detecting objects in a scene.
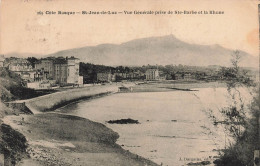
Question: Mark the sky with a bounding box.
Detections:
[0,0,259,57]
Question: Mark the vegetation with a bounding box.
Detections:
[0,67,52,102]
[213,89,259,166]
[79,63,113,83]
[0,124,28,165]
[79,62,238,83]
[4,113,159,166]
[6,56,256,84]
[26,57,39,68]
[207,51,259,166]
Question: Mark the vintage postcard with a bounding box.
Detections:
[0,0,259,166]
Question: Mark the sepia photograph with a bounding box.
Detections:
[0,0,259,165]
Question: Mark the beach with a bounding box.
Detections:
[56,82,232,166]
[1,82,159,166]
[1,81,228,166]
[3,113,158,166]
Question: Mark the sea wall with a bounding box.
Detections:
[25,84,120,113]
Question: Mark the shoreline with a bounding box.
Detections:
[1,81,225,165]
[25,84,121,113]
[3,113,159,166]
[1,83,159,166]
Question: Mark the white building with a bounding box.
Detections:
[27,82,51,89]
[5,58,36,82]
[145,69,159,80]
[37,56,81,85]
[78,76,84,86]
[67,57,80,84]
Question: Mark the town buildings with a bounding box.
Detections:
[36,56,82,85]
[97,72,114,82]
[4,57,36,82]
[174,73,183,80]
[3,56,258,89]
[145,69,159,80]
[67,57,80,84]
[53,57,68,84]
[3,56,83,89]
[183,73,192,80]
[96,71,145,82]
[34,69,48,82]
[35,57,55,80]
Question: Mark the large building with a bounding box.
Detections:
[145,69,159,80]
[36,56,81,85]
[35,57,55,80]
[67,57,80,84]
[54,57,68,84]
[4,58,35,82]
[97,72,113,82]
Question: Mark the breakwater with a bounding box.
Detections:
[24,84,120,113]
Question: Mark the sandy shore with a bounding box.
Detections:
[1,83,159,166]
[3,113,158,166]
[132,81,226,92]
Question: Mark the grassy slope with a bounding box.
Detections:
[6,113,158,166]
[0,67,56,102]
[0,67,22,101]
[0,67,156,165]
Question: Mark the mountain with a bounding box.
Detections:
[45,35,257,67]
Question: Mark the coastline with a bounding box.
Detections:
[1,81,225,166]
[25,84,120,113]
[3,113,159,166]
[1,83,159,166]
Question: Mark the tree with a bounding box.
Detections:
[216,51,253,139]
[210,51,259,166]
[27,57,39,68]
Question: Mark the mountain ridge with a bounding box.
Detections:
[6,35,259,67]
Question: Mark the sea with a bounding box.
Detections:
[55,87,252,166]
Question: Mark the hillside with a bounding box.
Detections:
[0,68,53,102]
[0,68,23,101]
[45,35,257,67]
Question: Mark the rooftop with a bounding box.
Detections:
[146,69,159,72]
[53,57,67,64]
[67,56,79,60]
